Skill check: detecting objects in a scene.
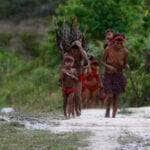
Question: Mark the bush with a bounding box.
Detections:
[0,32,12,47]
[0,0,64,20]
[57,0,145,39]
[121,70,150,107]
[0,50,62,111]
[19,32,40,57]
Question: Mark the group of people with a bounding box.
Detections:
[60,28,128,119]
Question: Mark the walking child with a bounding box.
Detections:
[82,56,103,108]
[102,34,128,118]
[61,53,78,118]
[104,29,115,49]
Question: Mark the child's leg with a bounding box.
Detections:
[85,89,90,108]
[112,94,119,118]
[91,89,98,107]
[75,82,82,116]
[70,93,75,117]
[105,93,113,117]
[63,94,68,117]
[68,93,74,118]
[82,89,88,108]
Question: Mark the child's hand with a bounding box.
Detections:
[108,65,117,73]
[125,64,129,69]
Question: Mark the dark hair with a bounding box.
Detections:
[71,45,79,49]
[113,33,125,42]
[105,28,114,35]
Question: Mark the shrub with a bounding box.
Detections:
[19,32,40,57]
[0,32,12,47]
[0,50,62,111]
[57,0,145,39]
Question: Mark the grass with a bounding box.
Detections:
[0,123,89,150]
[0,50,62,112]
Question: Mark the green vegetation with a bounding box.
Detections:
[57,0,150,107]
[0,32,12,47]
[0,0,64,20]
[0,123,88,150]
[0,49,62,111]
[0,0,150,110]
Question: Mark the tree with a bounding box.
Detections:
[57,0,145,39]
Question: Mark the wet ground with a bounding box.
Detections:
[0,107,150,150]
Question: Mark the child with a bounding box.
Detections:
[61,53,78,118]
[82,56,103,108]
[102,34,128,118]
[67,40,89,116]
[104,29,115,49]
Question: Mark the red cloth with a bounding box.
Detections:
[84,84,99,92]
[82,69,100,92]
[62,87,78,94]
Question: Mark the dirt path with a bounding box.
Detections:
[1,107,150,150]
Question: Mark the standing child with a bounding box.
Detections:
[102,34,128,118]
[82,56,103,108]
[104,29,115,49]
[61,54,78,118]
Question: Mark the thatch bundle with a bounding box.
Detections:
[57,18,87,55]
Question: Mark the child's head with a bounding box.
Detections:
[69,42,81,57]
[91,61,99,70]
[88,55,99,69]
[63,53,74,67]
[105,29,114,40]
[113,34,125,49]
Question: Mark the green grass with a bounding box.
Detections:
[0,50,62,112]
[0,123,89,150]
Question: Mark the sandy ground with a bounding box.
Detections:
[1,107,150,150]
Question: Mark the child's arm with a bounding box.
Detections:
[62,69,78,80]
[72,40,90,67]
[71,69,79,81]
[101,48,117,72]
[124,48,129,69]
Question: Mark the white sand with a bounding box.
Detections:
[1,107,150,150]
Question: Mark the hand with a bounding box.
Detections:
[125,64,129,69]
[108,65,117,73]
[72,40,82,48]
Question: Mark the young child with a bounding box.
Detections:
[104,29,115,49]
[82,56,103,108]
[61,53,78,118]
[67,40,89,116]
[102,33,128,118]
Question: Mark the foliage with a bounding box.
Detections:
[0,0,64,20]
[0,0,150,110]
[57,0,145,39]
[0,49,62,111]
[121,69,150,107]
[38,17,61,68]
[0,124,88,150]
[19,32,40,57]
[0,32,12,47]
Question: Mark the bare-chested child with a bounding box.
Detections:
[67,40,89,116]
[61,54,78,118]
[102,34,128,118]
[82,56,103,108]
[104,29,115,49]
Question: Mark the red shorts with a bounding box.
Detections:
[62,87,78,94]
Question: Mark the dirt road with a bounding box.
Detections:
[1,107,150,150]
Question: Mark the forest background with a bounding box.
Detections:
[0,0,149,112]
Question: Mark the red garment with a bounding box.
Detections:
[82,69,100,92]
[62,87,78,94]
[84,84,99,92]
[79,74,85,82]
